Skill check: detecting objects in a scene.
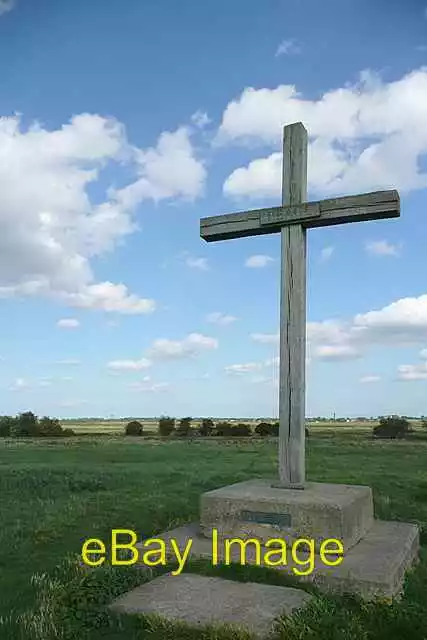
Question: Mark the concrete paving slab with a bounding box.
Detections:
[200,478,374,551]
[136,519,419,600]
[109,573,313,639]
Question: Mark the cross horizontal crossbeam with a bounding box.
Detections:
[200,190,400,243]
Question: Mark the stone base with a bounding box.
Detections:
[200,479,374,551]
[137,520,419,600]
[109,573,313,639]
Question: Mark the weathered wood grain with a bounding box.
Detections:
[200,190,400,242]
[198,120,402,491]
[279,122,307,489]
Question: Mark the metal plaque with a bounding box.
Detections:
[240,510,292,527]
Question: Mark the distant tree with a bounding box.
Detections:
[373,416,410,440]
[176,417,192,437]
[215,421,233,437]
[38,416,63,437]
[158,415,175,437]
[125,420,143,436]
[255,422,273,436]
[231,423,251,437]
[12,411,39,437]
[0,416,16,437]
[62,427,75,437]
[199,418,214,437]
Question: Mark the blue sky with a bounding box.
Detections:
[1,0,427,419]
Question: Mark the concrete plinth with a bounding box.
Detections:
[109,573,313,639]
[138,519,419,600]
[200,479,374,551]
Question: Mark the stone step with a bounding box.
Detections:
[109,573,314,639]
[200,479,374,551]
[135,519,419,600]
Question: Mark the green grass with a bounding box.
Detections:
[0,433,427,639]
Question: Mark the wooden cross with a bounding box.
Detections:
[200,122,400,489]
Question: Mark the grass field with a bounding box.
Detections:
[0,431,426,639]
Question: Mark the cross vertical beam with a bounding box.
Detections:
[278,123,307,488]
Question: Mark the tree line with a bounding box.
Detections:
[0,412,74,438]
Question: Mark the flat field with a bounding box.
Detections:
[0,431,426,639]
[62,418,423,435]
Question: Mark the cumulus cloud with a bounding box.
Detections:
[245,254,275,268]
[275,39,301,57]
[225,362,263,375]
[107,358,152,371]
[114,126,206,207]
[319,246,334,263]
[148,333,218,359]
[251,332,279,344]
[313,344,361,360]
[250,294,427,365]
[365,240,400,256]
[206,312,237,325]
[57,318,80,329]
[0,114,205,313]
[186,256,209,271]
[218,68,427,198]
[10,377,29,391]
[0,0,15,16]
[397,363,427,381]
[191,111,211,129]
[129,380,169,392]
[359,375,381,383]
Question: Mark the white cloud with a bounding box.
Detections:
[10,377,29,391]
[206,312,237,325]
[359,375,381,383]
[225,362,263,374]
[148,333,218,360]
[224,153,282,199]
[38,377,52,387]
[275,39,301,57]
[60,282,155,314]
[186,256,209,271]
[0,114,204,313]
[250,375,273,384]
[251,332,279,344]
[57,318,80,329]
[320,246,334,263]
[107,358,152,371]
[114,126,206,206]
[129,380,169,392]
[245,254,275,268]
[250,295,427,367]
[313,344,361,360]
[353,295,427,340]
[218,68,427,197]
[397,363,427,381]
[191,111,211,128]
[365,240,400,256]
[0,0,14,16]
